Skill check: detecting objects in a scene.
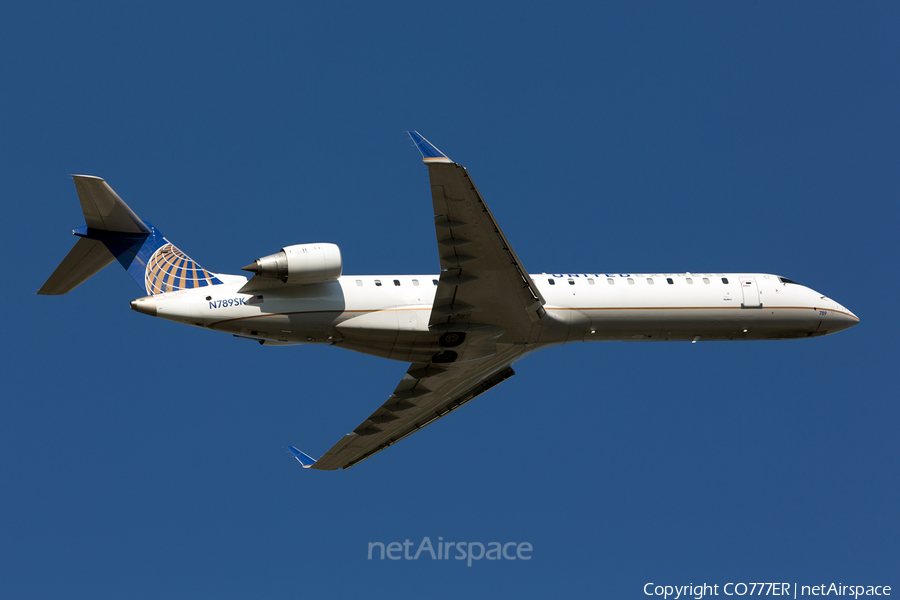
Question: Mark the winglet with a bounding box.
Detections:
[287,446,317,468]
[406,131,454,164]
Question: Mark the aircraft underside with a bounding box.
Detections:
[40,131,858,470]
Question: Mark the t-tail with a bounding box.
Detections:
[38,175,223,296]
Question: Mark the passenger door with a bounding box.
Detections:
[741,278,762,308]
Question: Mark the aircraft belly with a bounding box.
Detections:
[208,312,341,344]
[336,308,430,332]
[335,313,512,363]
[333,309,428,360]
[203,292,349,343]
[580,308,667,341]
[335,329,433,362]
[577,307,825,341]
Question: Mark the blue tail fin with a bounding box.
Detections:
[39,175,222,295]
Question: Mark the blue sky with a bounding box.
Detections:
[2,2,897,598]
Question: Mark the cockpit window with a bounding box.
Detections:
[779,277,798,285]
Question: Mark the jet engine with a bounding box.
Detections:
[242,243,342,284]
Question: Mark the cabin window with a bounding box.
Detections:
[393,279,401,286]
[607,278,615,285]
[627,278,635,285]
[375,280,382,286]
[666,278,674,284]
[721,277,729,284]
[647,278,655,285]
[686,278,693,284]
[355,280,363,286]
[587,278,595,285]
[433,279,439,286]
[548,279,556,285]
[568,279,575,285]
[412,279,419,286]
[703,278,710,284]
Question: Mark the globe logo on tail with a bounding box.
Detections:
[145,243,222,294]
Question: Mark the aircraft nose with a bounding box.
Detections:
[829,304,859,333]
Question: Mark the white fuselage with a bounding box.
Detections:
[131,271,859,362]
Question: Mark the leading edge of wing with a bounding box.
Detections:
[412,132,546,331]
[407,131,454,164]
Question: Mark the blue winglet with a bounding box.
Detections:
[287,446,317,468]
[406,131,454,164]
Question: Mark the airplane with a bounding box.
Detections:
[39,131,859,470]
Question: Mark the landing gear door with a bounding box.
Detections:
[741,278,761,308]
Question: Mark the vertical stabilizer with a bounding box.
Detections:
[39,176,223,295]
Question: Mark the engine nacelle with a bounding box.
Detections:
[242,243,342,284]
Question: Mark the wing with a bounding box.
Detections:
[310,349,521,470]
[407,131,546,342]
[303,133,542,470]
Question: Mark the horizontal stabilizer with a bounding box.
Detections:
[287,446,317,468]
[37,237,115,295]
[72,175,150,233]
